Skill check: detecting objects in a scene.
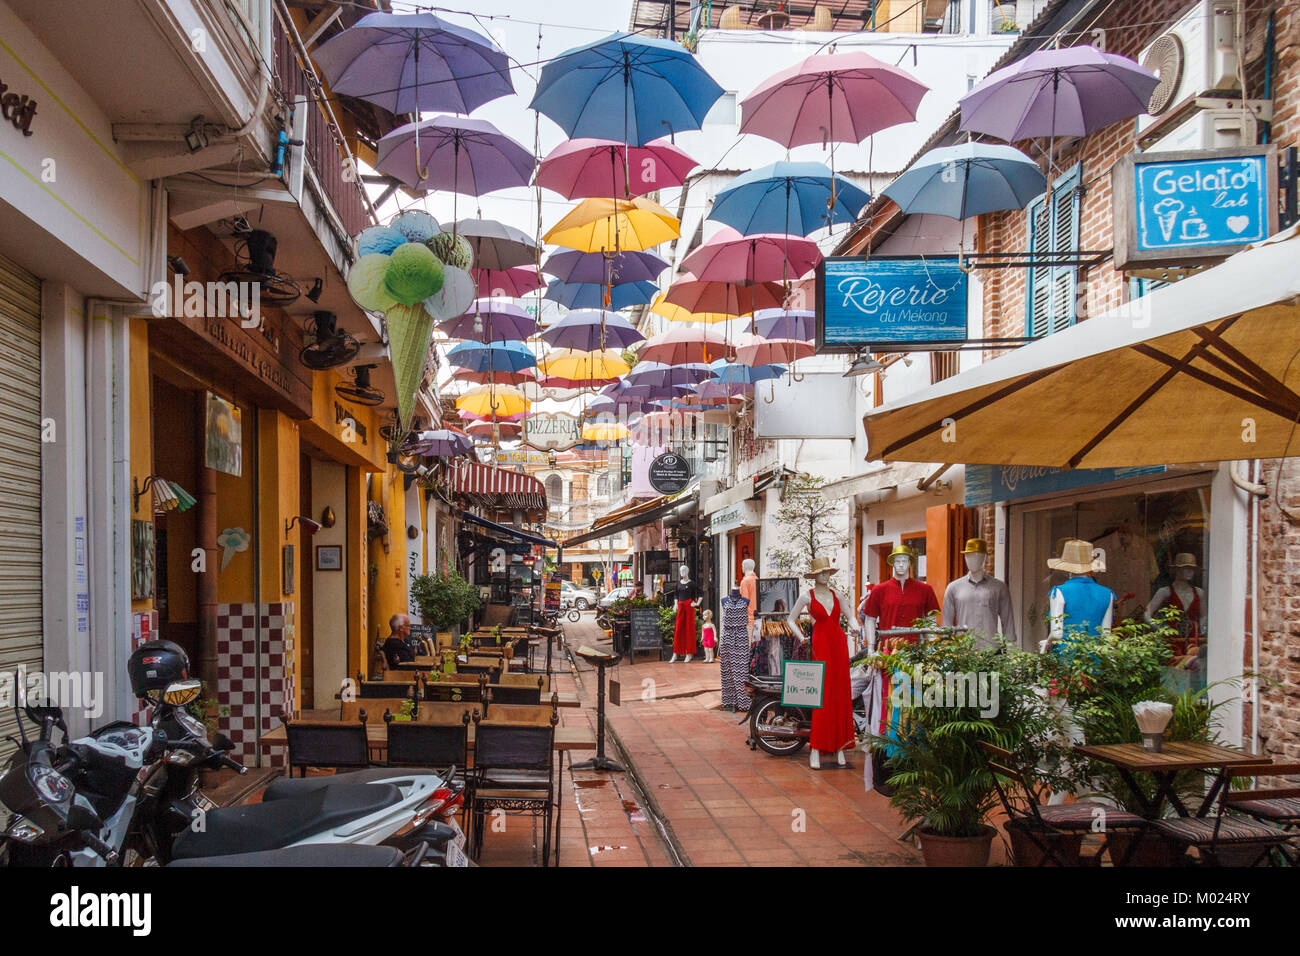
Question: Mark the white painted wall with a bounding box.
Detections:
[311,459,348,698]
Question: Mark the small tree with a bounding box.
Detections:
[768,473,845,574]
[410,569,480,633]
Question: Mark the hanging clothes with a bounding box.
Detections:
[807,589,854,754]
[720,592,751,710]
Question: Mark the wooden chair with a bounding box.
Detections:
[1156,762,1300,866]
[285,721,371,777]
[484,677,544,708]
[499,672,549,693]
[467,699,559,864]
[483,695,560,725]
[386,714,471,770]
[421,673,489,704]
[978,740,1146,866]
[411,701,481,725]
[340,699,409,723]
[357,679,416,699]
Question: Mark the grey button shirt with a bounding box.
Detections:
[942,573,1017,648]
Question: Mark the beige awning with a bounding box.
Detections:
[864,230,1300,468]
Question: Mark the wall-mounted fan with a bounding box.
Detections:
[335,364,385,406]
[299,311,360,370]
[220,228,301,306]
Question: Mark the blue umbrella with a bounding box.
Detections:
[543,249,668,285]
[882,143,1047,220]
[541,309,646,350]
[529,33,724,147]
[708,162,870,236]
[748,308,815,340]
[544,279,657,310]
[445,340,536,374]
[312,12,513,115]
[707,358,787,385]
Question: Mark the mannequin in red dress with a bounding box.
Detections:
[787,556,859,769]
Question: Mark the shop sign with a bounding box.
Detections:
[781,660,824,709]
[965,464,1167,507]
[816,255,967,352]
[707,498,761,536]
[0,73,38,136]
[523,412,582,451]
[648,451,692,494]
[1113,146,1277,270]
[495,449,549,466]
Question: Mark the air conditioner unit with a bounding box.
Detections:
[1137,0,1240,137]
[1143,107,1257,153]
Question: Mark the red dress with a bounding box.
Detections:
[808,589,854,754]
[673,600,697,655]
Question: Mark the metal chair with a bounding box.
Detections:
[467,702,558,865]
[484,679,544,710]
[285,721,371,777]
[1152,761,1300,866]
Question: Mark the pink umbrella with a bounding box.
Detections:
[537,374,623,389]
[735,333,815,367]
[459,410,526,422]
[450,367,536,387]
[537,137,699,199]
[740,52,929,149]
[465,419,522,439]
[638,326,735,365]
[681,227,821,284]
[665,278,787,317]
[475,267,544,298]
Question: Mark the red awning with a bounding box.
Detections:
[450,460,547,514]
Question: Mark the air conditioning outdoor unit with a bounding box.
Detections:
[1144,106,1258,153]
[1137,0,1240,138]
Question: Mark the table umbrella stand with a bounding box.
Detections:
[571,646,625,772]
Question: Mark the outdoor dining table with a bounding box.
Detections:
[1072,741,1272,819]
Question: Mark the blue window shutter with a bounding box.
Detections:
[1024,163,1082,337]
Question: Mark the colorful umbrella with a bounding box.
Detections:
[680,229,822,284]
[638,327,734,365]
[529,33,724,146]
[707,358,787,384]
[537,348,631,380]
[695,379,753,402]
[581,422,630,443]
[540,310,646,351]
[537,138,699,199]
[455,385,530,417]
[748,308,815,340]
[450,367,536,387]
[459,410,526,422]
[376,116,534,194]
[735,334,815,367]
[313,12,512,114]
[536,374,623,391]
[586,393,648,417]
[438,298,537,342]
[544,279,657,311]
[465,419,523,440]
[474,267,544,299]
[709,162,870,237]
[739,52,929,148]
[452,219,540,271]
[544,196,680,252]
[543,249,668,285]
[626,361,713,389]
[882,143,1047,219]
[445,339,537,373]
[403,428,473,457]
[664,279,787,316]
[650,293,733,325]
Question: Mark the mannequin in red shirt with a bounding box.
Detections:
[862,545,939,739]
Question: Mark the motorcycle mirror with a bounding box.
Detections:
[24,701,64,726]
[65,804,103,834]
[213,733,235,752]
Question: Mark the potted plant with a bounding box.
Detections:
[410,569,480,638]
[993,2,1018,32]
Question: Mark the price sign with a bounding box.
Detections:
[780,660,825,709]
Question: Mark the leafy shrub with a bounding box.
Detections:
[410,569,480,633]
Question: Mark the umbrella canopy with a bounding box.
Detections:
[438,298,537,342]
[882,143,1048,220]
[313,12,512,114]
[537,138,699,199]
[450,367,536,387]
[540,309,646,351]
[581,422,630,443]
[680,229,821,284]
[455,385,530,417]
[537,348,631,380]
[376,116,534,194]
[529,33,724,146]
[709,162,871,236]
[474,266,544,299]
[536,374,622,390]
[586,393,648,416]
[958,45,1159,142]
[748,308,814,340]
[452,219,540,270]
[403,428,473,457]
[707,358,787,385]
[544,196,680,252]
[664,278,787,317]
[465,419,523,440]
[735,334,815,366]
[445,339,537,373]
[459,410,526,422]
[626,361,713,389]
[695,379,753,401]
[544,278,657,311]
[740,51,929,148]
[650,293,733,325]
[638,326,734,365]
[542,249,668,285]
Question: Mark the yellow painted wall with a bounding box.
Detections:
[257,410,301,712]
[128,318,154,615]
[214,398,257,604]
[368,466,409,657]
[299,370,387,472]
[347,466,367,681]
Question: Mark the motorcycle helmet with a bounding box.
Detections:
[127,639,190,699]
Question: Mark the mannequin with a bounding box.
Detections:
[739,557,759,630]
[700,609,717,663]
[1144,553,1206,656]
[787,557,861,769]
[669,563,697,663]
[1043,539,1114,654]
[942,538,1017,649]
[719,588,751,710]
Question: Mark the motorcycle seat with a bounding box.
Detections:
[171,783,401,859]
[263,768,442,802]
[167,844,404,867]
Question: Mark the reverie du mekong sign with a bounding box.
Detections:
[816,255,968,352]
[1113,145,1277,271]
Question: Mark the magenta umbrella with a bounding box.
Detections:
[734,333,815,367]
[475,267,544,299]
[537,137,699,199]
[664,278,787,317]
[681,227,821,284]
[740,52,929,149]
[638,327,734,365]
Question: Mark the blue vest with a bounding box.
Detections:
[1050,577,1115,638]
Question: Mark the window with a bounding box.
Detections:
[597,473,609,497]
[545,474,563,508]
[1025,164,1082,338]
[930,351,959,384]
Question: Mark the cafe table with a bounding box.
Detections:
[1072,741,1272,819]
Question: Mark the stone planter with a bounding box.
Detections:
[918,824,996,866]
[1004,818,1083,866]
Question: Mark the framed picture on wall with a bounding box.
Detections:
[315,545,342,571]
[204,391,242,477]
[282,544,295,594]
[131,519,155,600]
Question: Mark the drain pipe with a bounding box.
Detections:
[1250,459,1261,753]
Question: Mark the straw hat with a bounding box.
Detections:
[887,543,916,563]
[961,538,989,555]
[1171,552,1198,568]
[1048,539,1099,575]
[803,556,839,579]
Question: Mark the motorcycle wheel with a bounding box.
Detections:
[566,608,581,622]
[749,698,807,756]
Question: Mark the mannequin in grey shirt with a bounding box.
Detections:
[942,538,1017,649]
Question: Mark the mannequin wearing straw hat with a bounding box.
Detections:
[1144,553,1206,656]
[1043,539,1115,655]
[942,538,1016,650]
[787,556,860,770]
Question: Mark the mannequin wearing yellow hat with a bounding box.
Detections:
[860,544,940,656]
[942,539,1016,649]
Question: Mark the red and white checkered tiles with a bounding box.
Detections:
[216,602,295,766]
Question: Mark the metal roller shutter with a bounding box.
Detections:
[0,253,42,757]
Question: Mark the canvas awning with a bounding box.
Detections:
[459,511,558,549]
[563,486,698,548]
[864,229,1300,468]
[449,459,548,513]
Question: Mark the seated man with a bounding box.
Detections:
[381,613,416,668]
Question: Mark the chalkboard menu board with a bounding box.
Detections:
[629,607,663,660]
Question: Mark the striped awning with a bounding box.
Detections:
[450,459,548,514]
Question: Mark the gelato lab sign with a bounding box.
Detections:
[816,255,968,351]
[1113,146,1277,270]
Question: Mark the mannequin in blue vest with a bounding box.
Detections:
[1041,539,1115,654]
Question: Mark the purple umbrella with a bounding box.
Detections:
[475,267,544,299]
[376,116,535,195]
[312,12,513,115]
[626,361,713,389]
[747,308,815,340]
[542,249,668,285]
[438,298,537,342]
[586,394,647,417]
[540,309,646,350]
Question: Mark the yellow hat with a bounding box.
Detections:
[1171,552,1198,568]
[887,544,916,563]
[961,538,989,555]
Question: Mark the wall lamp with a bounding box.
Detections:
[285,515,322,539]
[134,475,196,513]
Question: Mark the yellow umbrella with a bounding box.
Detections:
[455,384,530,417]
[582,422,630,442]
[650,293,737,325]
[537,348,630,380]
[544,196,680,253]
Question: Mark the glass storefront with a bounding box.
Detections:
[1016,479,1211,692]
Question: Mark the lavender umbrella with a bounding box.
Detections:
[376,116,535,194]
[748,308,814,340]
[626,361,713,389]
[543,249,668,285]
[540,309,646,350]
[403,429,473,457]
[438,298,537,342]
[475,267,544,299]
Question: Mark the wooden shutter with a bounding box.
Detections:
[1025,164,1082,338]
[1026,195,1052,337]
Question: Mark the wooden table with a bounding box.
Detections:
[261,712,595,751]
[1073,741,1271,819]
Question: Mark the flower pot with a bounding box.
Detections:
[918,825,996,867]
[1107,829,1187,867]
[1004,818,1083,866]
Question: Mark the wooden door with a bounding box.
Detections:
[732,530,756,585]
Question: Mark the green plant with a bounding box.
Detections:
[188,695,221,740]
[769,473,846,574]
[410,569,480,633]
